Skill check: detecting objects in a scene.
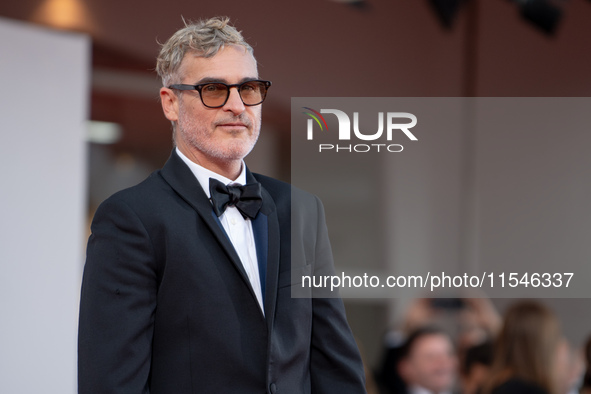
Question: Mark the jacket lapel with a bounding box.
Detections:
[159,151,257,305]
[250,213,268,303]
[159,150,280,325]
[250,171,280,330]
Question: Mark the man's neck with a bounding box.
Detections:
[176,144,242,181]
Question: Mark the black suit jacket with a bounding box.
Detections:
[78,150,366,394]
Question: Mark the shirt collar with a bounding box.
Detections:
[176,147,246,199]
[408,385,452,394]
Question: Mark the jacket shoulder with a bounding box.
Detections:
[94,170,169,213]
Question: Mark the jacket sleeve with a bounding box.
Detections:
[78,196,157,394]
[309,196,367,394]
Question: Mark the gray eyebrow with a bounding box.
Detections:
[193,77,260,85]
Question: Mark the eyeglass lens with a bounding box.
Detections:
[201,81,267,107]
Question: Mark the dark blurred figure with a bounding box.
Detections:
[376,297,499,394]
[480,300,570,394]
[460,341,494,394]
[456,298,500,355]
[581,335,591,394]
[396,326,458,394]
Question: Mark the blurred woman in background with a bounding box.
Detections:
[581,335,591,394]
[481,300,569,394]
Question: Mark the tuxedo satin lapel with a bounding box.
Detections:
[159,151,257,302]
[249,170,280,329]
[263,205,280,330]
[251,213,267,303]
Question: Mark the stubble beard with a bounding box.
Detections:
[176,101,261,162]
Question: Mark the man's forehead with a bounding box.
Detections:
[179,47,258,82]
[181,46,256,68]
[411,335,453,353]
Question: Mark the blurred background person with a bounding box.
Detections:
[460,341,494,394]
[561,339,584,394]
[480,300,570,394]
[396,326,458,394]
[376,296,500,394]
[580,335,591,394]
[456,298,501,355]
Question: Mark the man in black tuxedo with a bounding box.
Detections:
[78,16,366,394]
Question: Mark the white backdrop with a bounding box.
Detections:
[0,17,89,393]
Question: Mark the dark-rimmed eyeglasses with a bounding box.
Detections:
[168,80,272,108]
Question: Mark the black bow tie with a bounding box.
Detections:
[209,178,263,220]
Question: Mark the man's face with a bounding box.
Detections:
[399,334,457,393]
[170,45,262,165]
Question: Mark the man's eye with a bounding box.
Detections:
[204,84,224,92]
[241,83,257,92]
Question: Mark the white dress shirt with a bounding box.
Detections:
[176,148,264,314]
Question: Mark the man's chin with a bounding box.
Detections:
[210,148,253,162]
[218,142,256,160]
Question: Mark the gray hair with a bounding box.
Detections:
[156,16,254,87]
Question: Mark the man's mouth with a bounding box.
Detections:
[219,122,247,127]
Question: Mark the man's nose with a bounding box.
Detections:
[222,87,246,115]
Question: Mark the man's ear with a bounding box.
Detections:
[160,87,179,122]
